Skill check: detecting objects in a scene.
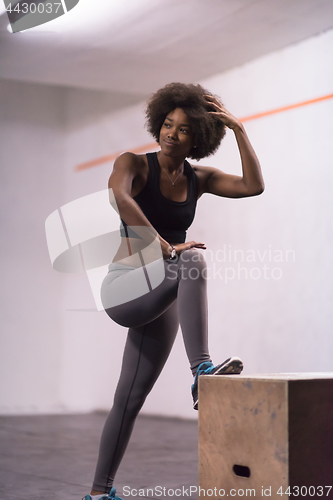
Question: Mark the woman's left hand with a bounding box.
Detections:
[204,95,242,130]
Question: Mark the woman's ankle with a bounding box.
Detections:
[90,490,107,496]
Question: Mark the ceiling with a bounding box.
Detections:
[0,0,333,108]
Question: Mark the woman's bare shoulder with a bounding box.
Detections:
[114,152,147,172]
[189,162,216,197]
[110,153,149,196]
[191,162,209,173]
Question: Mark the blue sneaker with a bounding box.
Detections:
[107,488,123,500]
[82,495,108,500]
[191,357,243,410]
[82,488,123,500]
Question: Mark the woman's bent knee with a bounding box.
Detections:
[178,249,207,278]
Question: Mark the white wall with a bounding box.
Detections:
[195,29,333,377]
[0,80,67,414]
[1,29,332,418]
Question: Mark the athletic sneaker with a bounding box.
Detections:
[191,357,243,410]
[82,496,108,500]
[82,488,123,500]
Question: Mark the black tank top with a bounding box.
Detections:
[121,152,198,243]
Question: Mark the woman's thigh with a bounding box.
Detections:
[101,259,178,328]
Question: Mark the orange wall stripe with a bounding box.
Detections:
[240,92,333,123]
[75,142,158,171]
[75,93,333,171]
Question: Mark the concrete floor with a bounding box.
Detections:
[0,412,199,500]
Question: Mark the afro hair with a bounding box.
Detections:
[145,82,226,160]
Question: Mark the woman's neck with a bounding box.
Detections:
[156,150,186,174]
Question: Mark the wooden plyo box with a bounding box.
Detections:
[198,374,333,500]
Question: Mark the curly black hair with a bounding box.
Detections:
[145,82,226,160]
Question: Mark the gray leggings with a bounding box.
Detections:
[92,249,211,493]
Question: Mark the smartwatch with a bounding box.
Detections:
[169,245,177,260]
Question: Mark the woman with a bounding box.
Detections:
[83,83,264,500]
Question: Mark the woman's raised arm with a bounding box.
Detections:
[203,96,265,198]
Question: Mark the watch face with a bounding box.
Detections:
[169,247,176,260]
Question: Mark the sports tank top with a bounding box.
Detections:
[121,152,198,243]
